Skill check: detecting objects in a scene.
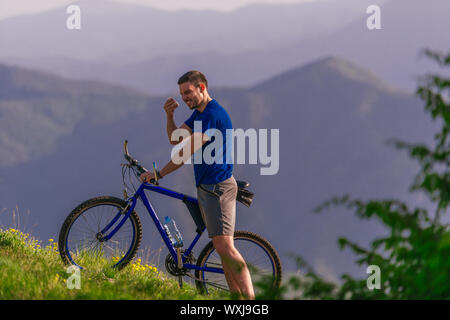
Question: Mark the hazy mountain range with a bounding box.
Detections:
[5,0,450,95]
[0,56,437,281]
[0,0,373,62]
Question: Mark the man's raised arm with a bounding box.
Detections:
[164,97,192,145]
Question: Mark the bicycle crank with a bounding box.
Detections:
[164,250,194,278]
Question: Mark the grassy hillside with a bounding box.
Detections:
[0,227,224,300]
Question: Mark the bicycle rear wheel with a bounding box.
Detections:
[195,231,282,297]
[58,196,142,270]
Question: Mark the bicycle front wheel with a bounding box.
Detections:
[58,196,142,270]
[195,231,282,297]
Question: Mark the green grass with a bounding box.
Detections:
[0,228,226,300]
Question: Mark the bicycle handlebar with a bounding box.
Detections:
[123,140,159,185]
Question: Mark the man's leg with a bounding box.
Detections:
[212,235,255,299]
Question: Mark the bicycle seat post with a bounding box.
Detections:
[176,247,183,288]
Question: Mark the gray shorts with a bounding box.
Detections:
[197,176,238,238]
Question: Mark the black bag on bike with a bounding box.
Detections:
[199,179,255,208]
[236,180,254,208]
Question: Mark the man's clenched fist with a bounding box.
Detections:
[164,97,179,117]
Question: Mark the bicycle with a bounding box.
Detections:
[58,140,282,295]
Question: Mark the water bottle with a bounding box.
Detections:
[163,216,183,248]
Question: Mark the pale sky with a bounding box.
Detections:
[0,0,318,20]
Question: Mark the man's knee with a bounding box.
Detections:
[212,235,234,257]
[212,236,246,271]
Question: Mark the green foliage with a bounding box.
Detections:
[269,50,450,300]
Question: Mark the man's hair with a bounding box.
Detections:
[177,70,208,89]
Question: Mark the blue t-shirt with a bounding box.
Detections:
[183,99,233,186]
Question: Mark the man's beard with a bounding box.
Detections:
[187,100,200,109]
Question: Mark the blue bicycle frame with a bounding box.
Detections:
[99,181,224,275]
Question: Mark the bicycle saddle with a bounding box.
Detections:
[236,180,250,189]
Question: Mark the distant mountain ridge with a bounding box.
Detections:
[2,0,447,94]
[0,63,157,167]
[0,0,389,94]
[0,0,370,63]
[253,56,400,93]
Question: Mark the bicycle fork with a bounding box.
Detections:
[97,198,136,242]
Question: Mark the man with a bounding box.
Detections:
[140,70,255,299]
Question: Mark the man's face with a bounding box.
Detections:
[179,81,204,109]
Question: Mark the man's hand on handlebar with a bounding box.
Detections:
[140,171,155,184]
[140,169,162,185]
